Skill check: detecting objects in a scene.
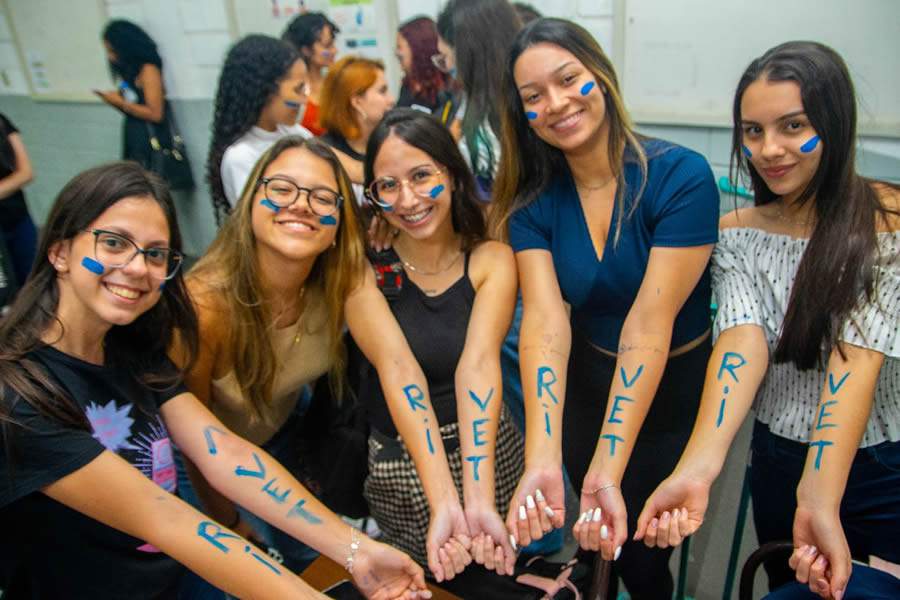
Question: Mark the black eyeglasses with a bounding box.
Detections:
[85,229,184,281]
[259,177,343,216]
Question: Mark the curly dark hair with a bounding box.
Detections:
[102,20,162,84]
[207,35,300,225]
[398,17,448,108]
[281,12,340,64]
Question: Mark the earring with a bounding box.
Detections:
[331,238,337,248]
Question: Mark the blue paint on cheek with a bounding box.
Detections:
[260,198,280,212]
[429,184,445,199]
[525,111,538,121]
[81,256,104,275]
[742,145,752,158]
[284,100,303,109]
[318,215,337,226]
[380,204,394,212]
[800,135,820,153]
[580,81,596,96]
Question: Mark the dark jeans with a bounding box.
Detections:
[563,332,709,600]
[751,420,900,591]
[1,212,37,286]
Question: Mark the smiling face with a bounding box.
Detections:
[740,78,822,203]
[251,146,341,265]
[51,196,170,332]
[514,43,608,156]
[372,133,453,241]
[353,69,395,126]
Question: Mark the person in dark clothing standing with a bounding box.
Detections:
[0,112,36,294]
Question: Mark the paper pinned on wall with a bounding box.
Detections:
[0,40,28,95]
[329,0,375,35]
[25,49,51,93]
[177,0,229,33]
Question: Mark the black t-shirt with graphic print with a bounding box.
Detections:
[0,345,187,599]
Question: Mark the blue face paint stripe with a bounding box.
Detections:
[318,215,337,226]
[284,100,303,109]
[81,256,104,275]
[428,184,445,199]
[580,81,595,96]
[525,111,538,120]
[800,135,820,153]
[260,198,280,212]
[742,145,752,158]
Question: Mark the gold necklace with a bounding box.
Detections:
[776,203,813,227]
[399,250,463,276]
[575,174,616,192]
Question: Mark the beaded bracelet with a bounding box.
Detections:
[345,527,361,574]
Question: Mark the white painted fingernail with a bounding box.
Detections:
[544,506,555,518]
[672,508,679,519]
[577,511,588,524]
[601,524,608,540]
[535,488,545,503]
[592,507,602,522]
[526,495,536,509]
[614,546,622,561]
[519,505,527,520]
[509,534,518,551]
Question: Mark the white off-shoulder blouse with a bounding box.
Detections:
[712,228,899,447]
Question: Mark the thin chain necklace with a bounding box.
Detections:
[398,250,463,276]
[776,202,813,227]
[292,287,306,345]
[575,174,616,192]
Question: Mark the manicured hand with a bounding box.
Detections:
[634,470,710,549]
[505,466,565,548]
[789,504,851,600]
[465,501,515,575]
[574,474,626,561]
[426,501,472,582]
[353,537,433,600]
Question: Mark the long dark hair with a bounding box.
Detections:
[490,18,647,244]
[398,17,448,108]
[365,108,485,250]
[281,12,339,65]
[207,35,300,225]
[0,162,199,436]
[437,0,522,181]
[731,41,900,369]
[102,20,162,84]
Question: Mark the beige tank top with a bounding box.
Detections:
[209,291,332,445]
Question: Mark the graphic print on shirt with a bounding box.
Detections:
[86,400,176,552]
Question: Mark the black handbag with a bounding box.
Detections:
[144,102,194,191]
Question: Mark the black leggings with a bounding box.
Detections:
[563,332,709,600]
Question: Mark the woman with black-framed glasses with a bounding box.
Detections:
[0,161,429,599]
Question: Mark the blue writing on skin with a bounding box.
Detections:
[245,545,282,574]
[287,498,323,525]
[715,352,747,428]
[472,419,489,446]
[810,439,834,470]
[607,395,634,425]
[425,428,435,455]
[544,412,552,437]
[81,256,105,275]
[198,521,242,552]
[203,426,226,455]
[235,453,266,479]
[469,388,493,413]
[828,372,850,395]
[800,135,820,153]
[466,455,487,481]
[537,366,559,404]
[602,433,624,456]
[260,198,281,212]
[815,401,838,430]
[318,215,337,226]
[619,364,644,388]
[261,479,291,504]
[403,384,427,412]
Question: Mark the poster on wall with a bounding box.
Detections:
[328,0,379,60]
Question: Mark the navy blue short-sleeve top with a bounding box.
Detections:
[509,138,719,352]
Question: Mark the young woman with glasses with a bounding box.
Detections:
[0,161,429,599]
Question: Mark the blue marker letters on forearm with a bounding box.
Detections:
[715,352,747,429]
[403,383,436,454]
[465,387,493,482]
[602,364,644,456]
[810,371,850,470]
[197,521,282,575]
[537,366,559,437]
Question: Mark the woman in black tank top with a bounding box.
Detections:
[345,109,534,597]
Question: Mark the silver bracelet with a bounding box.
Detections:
[345,527,361,574]
[583,483,618,496]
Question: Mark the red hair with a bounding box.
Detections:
[320,56,384,140]
[398,17,448,107]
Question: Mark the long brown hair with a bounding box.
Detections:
[1,163,197,442]
[731,42,900,369]
[189,136,366,423]
[489,18,647,243]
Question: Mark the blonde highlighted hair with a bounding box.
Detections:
[489,18,647,244]
[189,136,366,423]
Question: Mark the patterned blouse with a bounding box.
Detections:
[712,228,899,447]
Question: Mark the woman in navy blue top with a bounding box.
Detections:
[489,19,718,598]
